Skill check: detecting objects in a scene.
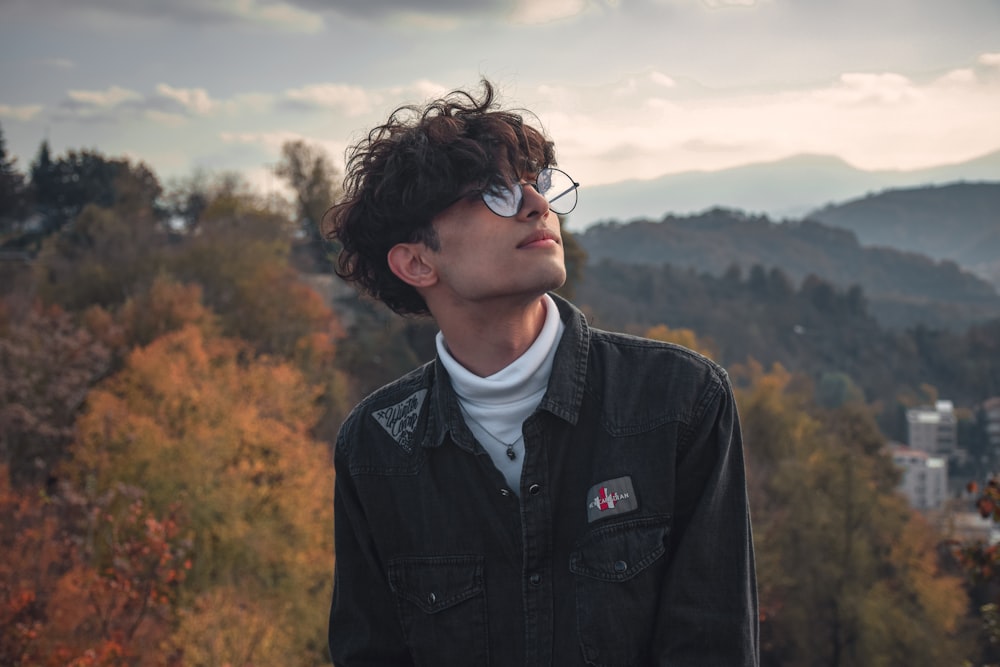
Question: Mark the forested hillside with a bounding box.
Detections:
[575,260,1000,443]
[577,207,1000,330]
[808,182,1000,288]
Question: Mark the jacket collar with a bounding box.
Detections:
[423,293,590,450]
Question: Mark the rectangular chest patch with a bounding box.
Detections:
[586,476,639,523]
[372,389,427,454]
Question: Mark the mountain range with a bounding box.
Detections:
[573,179,1000,331]
[567,150,1000,231]
[808,182,1000,287]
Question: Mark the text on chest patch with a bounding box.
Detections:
[586,476,639,523]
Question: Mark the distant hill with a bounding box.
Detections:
[566,150,1000,231]
[807,182,1000,288]
[573,259,1000,439]
[574,208,1000,330]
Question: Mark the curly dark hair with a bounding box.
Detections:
[325,79,556,316]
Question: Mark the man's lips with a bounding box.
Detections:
[517,229,560,248]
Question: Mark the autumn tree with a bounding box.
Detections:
[109,276,219,351]
[736,361,969,666]
[166,192,338,354]
[33,202,167,312]
[162,170,277,234]
[956,478,1000,664]
[644,323,719,360]
[63,324,335,665]
[0,464,190,666]
[0,300,111,488]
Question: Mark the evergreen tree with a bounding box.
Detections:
[29,144,162,240]
[0,123,29,239]
[28,139,56,234]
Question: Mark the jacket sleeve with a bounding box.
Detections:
[328,436,414,667]
[653,370,759,666]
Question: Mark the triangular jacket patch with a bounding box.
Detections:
[372,389,428,453]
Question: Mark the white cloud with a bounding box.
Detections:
[222,92,274,114]
[145,110,188,127]
[219,130,350,179]
[811,72,922,106]
[979,52,1000,67]
[388,11,463,30]
[67,85,141,109]
[155,84,217,115]
[0,104,44,121]
[239,0,325,33]
[612,78,640,97]
[284,84,375,116]
[938,68,976,85]
[55,83,273,123]
[520,57,1000,186]
[219,130,345,161]
[406,79,450,100]
[649,71,677,88]
[220,130,306,150]
[510,0,587,24]
[22,0,324,33]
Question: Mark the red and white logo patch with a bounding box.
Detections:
[586,476,639,523]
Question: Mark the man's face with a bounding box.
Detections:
[423,173,567,308]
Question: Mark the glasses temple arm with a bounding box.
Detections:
[548,181,580,204]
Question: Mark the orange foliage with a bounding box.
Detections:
[0,465,190,666]
[644,323,719,360]
[63,324,334,662]
[957,478,1000,583]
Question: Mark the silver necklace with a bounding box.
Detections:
[460,406,522,461]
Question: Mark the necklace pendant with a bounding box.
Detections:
[506,445,516,460]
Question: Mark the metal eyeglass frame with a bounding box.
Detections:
[450,167,580,217]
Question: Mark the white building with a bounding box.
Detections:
[907,400,964,464]
[891,445,948,511]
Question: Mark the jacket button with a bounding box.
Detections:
[499,488,511,497]
[528,484,541,495]
[529,573,542,586]
[613,560,628,573]
[428,592,437,604]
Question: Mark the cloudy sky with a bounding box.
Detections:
[2,0,999,199]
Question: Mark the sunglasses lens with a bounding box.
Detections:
[537,168,578,215]
[482,184,521,217]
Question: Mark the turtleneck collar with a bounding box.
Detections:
[436,294,565,408]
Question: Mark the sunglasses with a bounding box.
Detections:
[457,167,580,217]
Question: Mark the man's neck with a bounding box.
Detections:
[434,295,549,377]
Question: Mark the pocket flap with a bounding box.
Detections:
[388,555,484,614]
[569,516,670,582]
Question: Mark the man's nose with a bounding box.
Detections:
[516,182,550,221]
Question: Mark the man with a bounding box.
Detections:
[326,80,758,666]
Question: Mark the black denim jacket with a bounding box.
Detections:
[329,295,759,667]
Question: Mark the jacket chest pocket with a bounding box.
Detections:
[569,516,671,667]
[387,554,489,667]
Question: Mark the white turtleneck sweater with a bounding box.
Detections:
[436,294,566,495]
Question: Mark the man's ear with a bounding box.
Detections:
[387,242,438,288]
